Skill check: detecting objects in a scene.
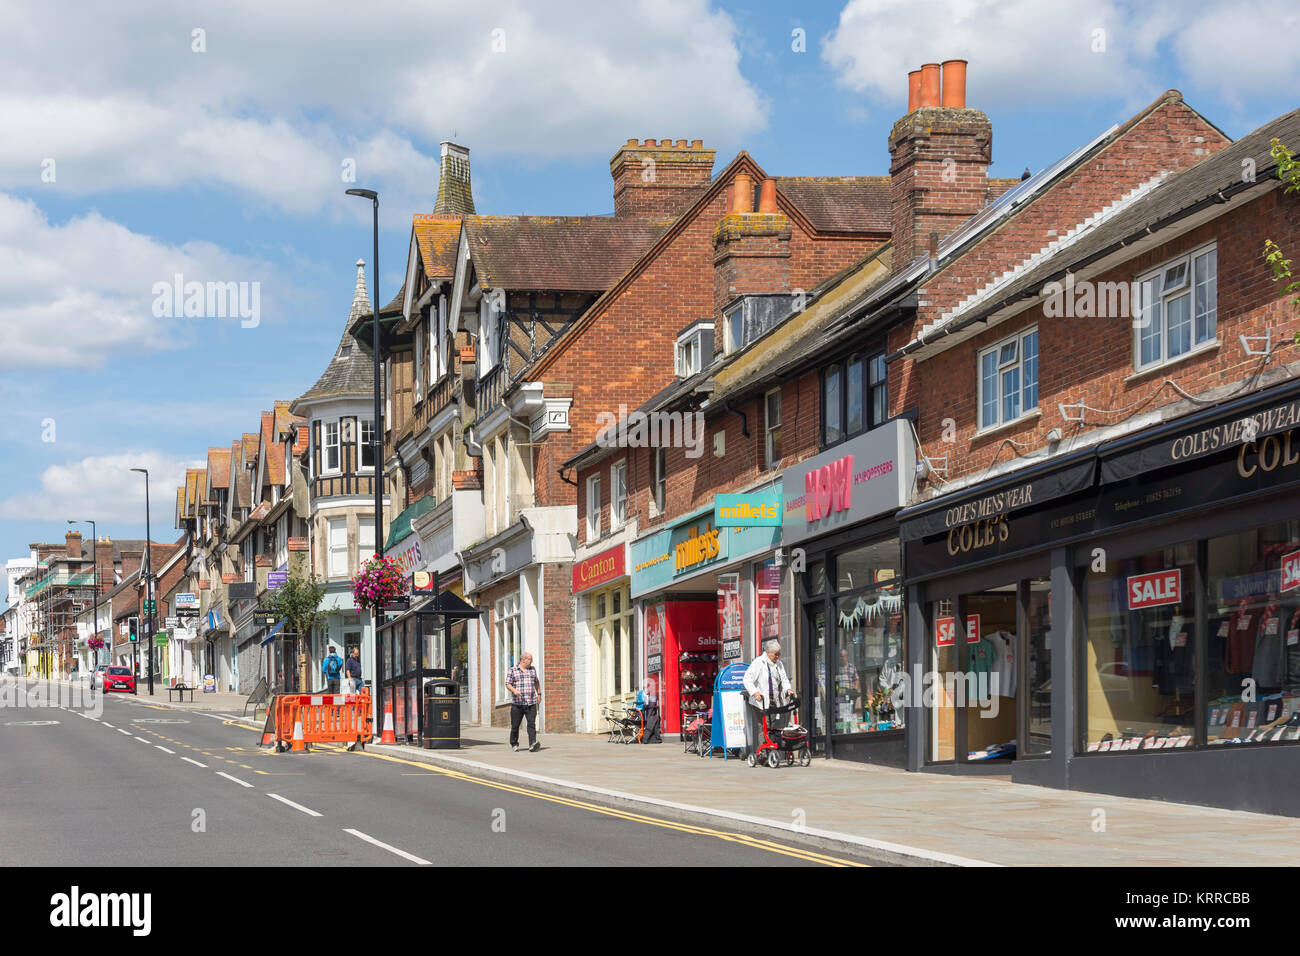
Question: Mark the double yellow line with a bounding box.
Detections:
[356,747,866,867]
[208,721,865,865]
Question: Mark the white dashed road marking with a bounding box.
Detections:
[155,746,176,754]
[181,757,207,768]
[343,828,431,865]
[216,771,253,789]
[267,793,322,817]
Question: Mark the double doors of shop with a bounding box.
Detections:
[923,559,1053,765]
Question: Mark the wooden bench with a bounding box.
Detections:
[168,684,194,702]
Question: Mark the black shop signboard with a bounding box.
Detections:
[904,386,1300,579]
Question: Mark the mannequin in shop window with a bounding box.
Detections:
[1154,599,1194,720]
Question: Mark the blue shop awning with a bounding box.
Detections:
[259,619,286,646]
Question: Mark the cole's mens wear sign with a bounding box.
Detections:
[902,381,1300,579]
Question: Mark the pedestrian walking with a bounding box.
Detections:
[505,652,541,752]
[322,646,344,693]
[344,646,364,693]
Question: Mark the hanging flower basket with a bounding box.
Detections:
[351,554,409,614]
[87,636,106,650]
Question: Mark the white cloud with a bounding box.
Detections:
[0,193,287,368]
[0,452,202,526]
[0,0,765,214]
[822,0,1300,113]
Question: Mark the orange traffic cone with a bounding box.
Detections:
[291,719,307,752]
[380,700,396,745]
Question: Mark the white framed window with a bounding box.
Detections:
[384,360,392,427]
[610,461,627,530]
[242,537,254,583]
[586,475,602,540]
[724,304,743,354]
[414,326,425,401]
[437,295,449,380]
[652,447,666,516]
[358,420,375,470]
[978,327,1039,430]
[494,591,522,704]
[327,518,348,578]
[479,296,499,375]
[323,421,340,473]
[676,323,712,377]
[357,520,375,570]
[765,388,783,470]
[1135,244,1217,370]
[275,513,288,570]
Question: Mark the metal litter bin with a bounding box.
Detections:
[423,678,460,749]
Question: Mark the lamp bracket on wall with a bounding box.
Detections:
[1239,330,1272,356]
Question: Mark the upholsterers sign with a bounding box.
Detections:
[572,544,626,594]
[781,419,914,545]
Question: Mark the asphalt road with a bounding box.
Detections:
[0,680,859,867]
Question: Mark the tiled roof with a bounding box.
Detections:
[774,177,892,233]
[267,443,286,487]
[463,216,672,291]
[233,469,252,510]
[207,447,231,489]
[249,502,271,521]
[273,400,294,439]
[413,215,462,280]
[242,432,259,466]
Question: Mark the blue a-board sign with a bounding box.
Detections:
[711,662,750,758]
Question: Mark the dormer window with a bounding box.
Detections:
[676,320,713,377]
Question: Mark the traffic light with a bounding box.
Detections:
[128,616,139,643]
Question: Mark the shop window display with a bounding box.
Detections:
[827,540,903,736]
[1204,522,1300,746]
[1083,544,1197,752]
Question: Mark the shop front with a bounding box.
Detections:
[572,540,635,733]
[899,379,1300,815]
[781,419,916,763]
[629,491,782,736]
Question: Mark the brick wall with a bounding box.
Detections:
[542,562,575,732]
[890,95,1234,441]
[905,188,1299,484]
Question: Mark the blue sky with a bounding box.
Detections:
[2,0,1297,605]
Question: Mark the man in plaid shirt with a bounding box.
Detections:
[505,652,542,752]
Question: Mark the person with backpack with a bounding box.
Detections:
[322,646,344,693]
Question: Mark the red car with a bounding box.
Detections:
[101,666,136,694]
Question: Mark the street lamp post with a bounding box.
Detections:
[130,468,155,696]
[67,519,98,673]
[346,186,384,723]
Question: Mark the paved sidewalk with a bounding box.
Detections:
[364,724,1300,867]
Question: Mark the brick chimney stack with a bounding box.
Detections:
[889,59,990,274]
[611,139,715,217]
[120,550,143,580]
[712,174,792,341]
[65,531,83,559]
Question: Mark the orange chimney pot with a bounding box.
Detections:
[907,70,923,112]
[758,177,778,214]
[941,59,967,108]
[732,172,754,214]
[919,63,941,108]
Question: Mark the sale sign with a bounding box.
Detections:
[1282,549,1300,593]
[935,615,980,647]
[1127,569,1182,610]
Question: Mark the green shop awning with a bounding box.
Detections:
[384,495,437,550]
